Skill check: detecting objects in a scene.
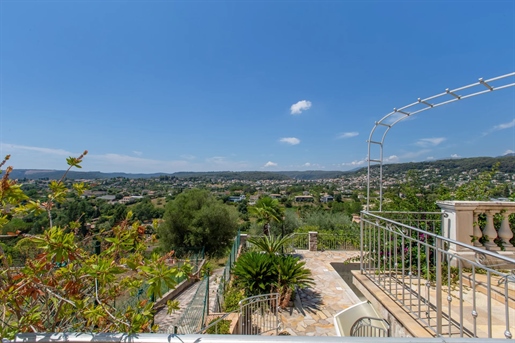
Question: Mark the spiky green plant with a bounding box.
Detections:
[247,234,293,255]
[274,255,314,307]
[232,252,275,295]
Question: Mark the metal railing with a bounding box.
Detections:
[289,232,309,250]
[239,293,280,335]
[318,232,360,251]
[214,232,241,313]
[10,333,510,342]
[196,311,237,334]
[360,210,515,339]
[367,211,442,235]
[170,275,210,334]
[115,259,202,312]
[350,317,390,337]
[197,293,280,335]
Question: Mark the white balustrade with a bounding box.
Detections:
[437,201,515,254]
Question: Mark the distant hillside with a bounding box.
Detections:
[8,170,168,180]
[377,155,515,177]
[6,155,515,181]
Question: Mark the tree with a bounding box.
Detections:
[249,196,284,236]
[454,163,502,201]
[158,189,239,257]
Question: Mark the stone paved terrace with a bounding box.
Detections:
[280,250,361,336]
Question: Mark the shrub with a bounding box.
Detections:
[206,318,231,334]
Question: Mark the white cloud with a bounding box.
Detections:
[303,162,311,167]
[338,132,359,139]
[290,100,312,115]
[343,158,367,167]
[205,156,226,164]
[504,150,515,155]
[399,149,431,159]
[484,119,515,135]
[383,112,415,125]
[181,154,196,160]
[494,119,515,130]
[0,142,256,173]
[264,161,278,168]
[416,137,446,147]
[451,154,460,158]
[0,143,74,156]
[133,151,143,156]
[384,155,399,163]
[426,156,435,160]
[279,137,300,145]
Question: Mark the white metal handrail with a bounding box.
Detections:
[360,210,515,338]
[8,333,507,342]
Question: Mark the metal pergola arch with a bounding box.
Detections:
[366,72,515,211]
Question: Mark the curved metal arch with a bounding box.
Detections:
[366,72,515,211]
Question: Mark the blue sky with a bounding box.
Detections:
[1,1,514,173]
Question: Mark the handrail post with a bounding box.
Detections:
[435,236,443,336]
[360,212,364,274]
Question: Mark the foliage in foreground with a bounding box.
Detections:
[0,153,187,339]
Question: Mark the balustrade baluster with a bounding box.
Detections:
[473,212,484,248]
[482,211,499,251]
[498,211,514,251]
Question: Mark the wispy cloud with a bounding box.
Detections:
[290,100,312,115]
[426,156,435,160]
[383,113,406,125]
[180,154,196,160]
[337,132,359,139]
[263,161,277,168]
[203,156,249,169]
[343,158,367,167]
[484,119,515,135]
[133,151,143,156]
[451,154,460,158]
[494,119,515,130]
[0,143,74,156]
[0,142,253,172]
[399,149,431,159]
[415,137,446,147]
[384,155,399,163]
[279,137,300,145]
[504,150,515,155]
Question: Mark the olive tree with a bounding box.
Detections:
[158,189,239,257]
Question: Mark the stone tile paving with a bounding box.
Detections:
[279,250,361,336]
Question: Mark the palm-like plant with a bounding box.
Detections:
[274,255,314,307]
[249,197,284,236]
[232,252,275,295]
[247,234,293,254]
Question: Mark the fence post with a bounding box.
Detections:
[205,274,209,317]
[309,231,318,251]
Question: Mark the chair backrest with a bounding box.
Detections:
[333,301,389,337]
